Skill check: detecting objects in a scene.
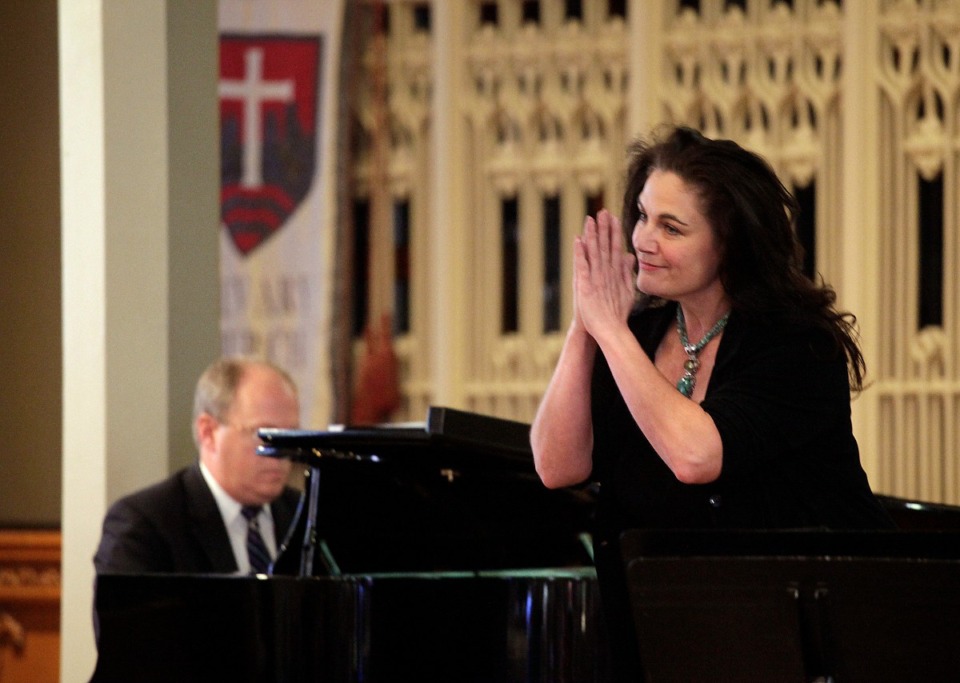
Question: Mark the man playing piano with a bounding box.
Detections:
[93,356,302,575]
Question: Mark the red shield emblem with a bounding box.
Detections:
[219,36,321,255]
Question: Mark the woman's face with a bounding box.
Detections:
[631,169,725,305]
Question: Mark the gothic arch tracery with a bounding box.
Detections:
[345,0,960,504]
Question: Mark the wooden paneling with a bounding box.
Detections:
[0,530,60,683]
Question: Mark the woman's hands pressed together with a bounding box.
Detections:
[535,204,720,489]
[573,209,637,343]
[530,209,634,489]
[572,207,724,484]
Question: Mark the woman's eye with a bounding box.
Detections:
[664,224,680,235]
[637,211,648,222]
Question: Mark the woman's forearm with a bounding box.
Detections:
[530,323,598,488]
[592,323,723,484]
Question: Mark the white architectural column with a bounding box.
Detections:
[630,0,665,137]
[841,0,883,482]
[59,1,218,679]
[429,1,470,410]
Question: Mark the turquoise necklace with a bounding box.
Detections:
[676,306,730,398]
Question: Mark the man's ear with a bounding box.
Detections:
[195,412,219,452]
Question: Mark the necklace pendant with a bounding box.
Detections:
[675,306,730,400]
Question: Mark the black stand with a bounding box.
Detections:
[619,529,960,682]
[299,462,321,577]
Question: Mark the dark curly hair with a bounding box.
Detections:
[620,125,865,391]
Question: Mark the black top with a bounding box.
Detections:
[591,301,894,539]
[93,463,301,574]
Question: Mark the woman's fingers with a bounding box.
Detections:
[595,209,612,271]
[573,209,637,334]
[580,214,598,267]
[603,212,636,297]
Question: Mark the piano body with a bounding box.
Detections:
[92,406,960,682]
[92,407,612,682]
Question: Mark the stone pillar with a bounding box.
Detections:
[58,1,218,678]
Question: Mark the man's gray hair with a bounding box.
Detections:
[191,356,297,448]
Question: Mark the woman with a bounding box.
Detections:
[530,126,893,676]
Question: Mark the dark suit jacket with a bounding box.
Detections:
[93,463,301,574]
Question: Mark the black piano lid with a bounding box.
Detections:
[257,405,534,471]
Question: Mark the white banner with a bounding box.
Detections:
[218,0,344,428]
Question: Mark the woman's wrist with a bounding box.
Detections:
[567,316,593,343]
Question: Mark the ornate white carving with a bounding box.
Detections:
[348,2,960,504]
[873,0,960,502]
[911,326,949,378]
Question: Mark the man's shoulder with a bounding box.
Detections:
[107,464,201,514]
[95,464,232,574]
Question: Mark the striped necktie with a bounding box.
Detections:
[241,506,271,574]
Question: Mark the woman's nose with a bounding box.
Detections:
[632,222,652,252]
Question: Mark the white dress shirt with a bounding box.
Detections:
[199,461,279,574]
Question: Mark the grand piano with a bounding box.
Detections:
[92,407,960,682]
[92,407,612,682]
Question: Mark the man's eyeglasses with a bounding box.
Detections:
[221,421,267,444]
